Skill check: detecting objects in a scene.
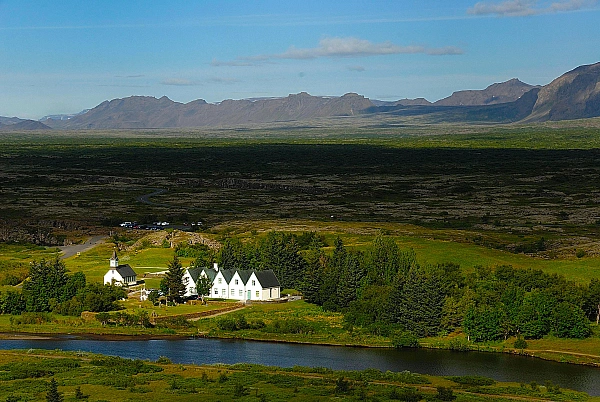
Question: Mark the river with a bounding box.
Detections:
[1,337,598,395]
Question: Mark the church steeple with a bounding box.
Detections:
[110,250,119,269]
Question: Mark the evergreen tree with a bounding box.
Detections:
[336,251,366,309]
[219,238,249,271]
[160,255,186,303]
[387,267,446,337]
[23,258,69,312]
[46,378,63,402]
[299,241,326,304]
[255,232,306,289]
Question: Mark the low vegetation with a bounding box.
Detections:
[0,349,593,402]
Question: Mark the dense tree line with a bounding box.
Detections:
[0,258,125,316]
[297,234,599,341]
[212,232,320,289]
[207,231,599,340]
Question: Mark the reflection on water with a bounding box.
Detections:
[1,337,598,395]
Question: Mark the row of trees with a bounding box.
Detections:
[298,235,599,340]
[0,258,125,316]
[208,232,599,341]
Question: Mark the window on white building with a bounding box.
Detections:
[231,289,235,296]
[255,291,259,297]
[239,290,243,296]
[218,278,222,284]
[252,280,256,286]
[214,289,218,295]
[235,279,239,285]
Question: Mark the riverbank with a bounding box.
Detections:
[1,348,595,402]
[2,299,600,369]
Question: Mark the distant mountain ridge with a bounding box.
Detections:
[434,78,539,106]
[524,62,600,122]
[3,62,600,129]
[0,117,51,131]
[47,92,373,129]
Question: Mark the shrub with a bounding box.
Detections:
[264,319,315,334]
[389,387,422,401]
[391,331,419,348]
[447,376,495,386]
[513,337,528,349]
[436,386,456,401]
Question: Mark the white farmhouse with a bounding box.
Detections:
[183,263,281,301]
[104,250,137,286]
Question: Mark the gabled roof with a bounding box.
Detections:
[254,270,280,288]
[201,267,217,282]
[237,269,253,284]
[115,264,136,278]
[186,266,203,284]
[219,268,236,283]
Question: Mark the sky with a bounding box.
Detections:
[1,0,600,119]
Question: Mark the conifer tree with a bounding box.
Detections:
[46,378,63,402]
[161,255,186,303]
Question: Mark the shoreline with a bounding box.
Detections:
[2,330,599,369]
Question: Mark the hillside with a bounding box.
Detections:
[0,118,51,131]
[434,78,538,106]
[525,62,600,121]
[47,92,373,129]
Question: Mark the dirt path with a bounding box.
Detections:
[187,305,246,321]
[58,235,106,259]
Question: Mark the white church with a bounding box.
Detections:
[104,250,137,286]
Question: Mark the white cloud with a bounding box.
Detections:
[212,37,463,67]
[468,0,597,16]
[161,78,199,86]
[209,77,240,84]
[348,65,366,72]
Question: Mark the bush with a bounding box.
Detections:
[436,386,456,401]
[389,387,422,401]
[391,331,419,348]
[513,337,528,349]
[448,376,495,386]
[264,319,315,334]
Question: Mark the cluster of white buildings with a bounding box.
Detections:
[183,263,281,301]
[104,252,281,301]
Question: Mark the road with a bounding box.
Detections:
[58,235,106,259]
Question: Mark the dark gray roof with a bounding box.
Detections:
[116,264,136,278]
[238,269,252,284]
[187,266,203,283]
[254,270,280,288]
[201,268,217,282]
[220,269,236,283]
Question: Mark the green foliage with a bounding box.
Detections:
[551,302,591,338]
[175,242,211,258]
[23,259,69,312]
[448,376,495,386]
[388,387,422,401]
[233,383,249,397]
[160,255,186,303]
[46,378,63,402]
[0,291,26,315]
[391,331,420,349]
[216,315,265,331]
[436,386,456,401]
[264,318,315,334]
[334,377,350,394]
[89,356,163,375]
[514,337,528,349]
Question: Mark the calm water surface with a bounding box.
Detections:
[1,337,598,395]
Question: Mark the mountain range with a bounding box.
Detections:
[2,62,600,130]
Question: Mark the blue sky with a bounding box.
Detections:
[1,0,600,119]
